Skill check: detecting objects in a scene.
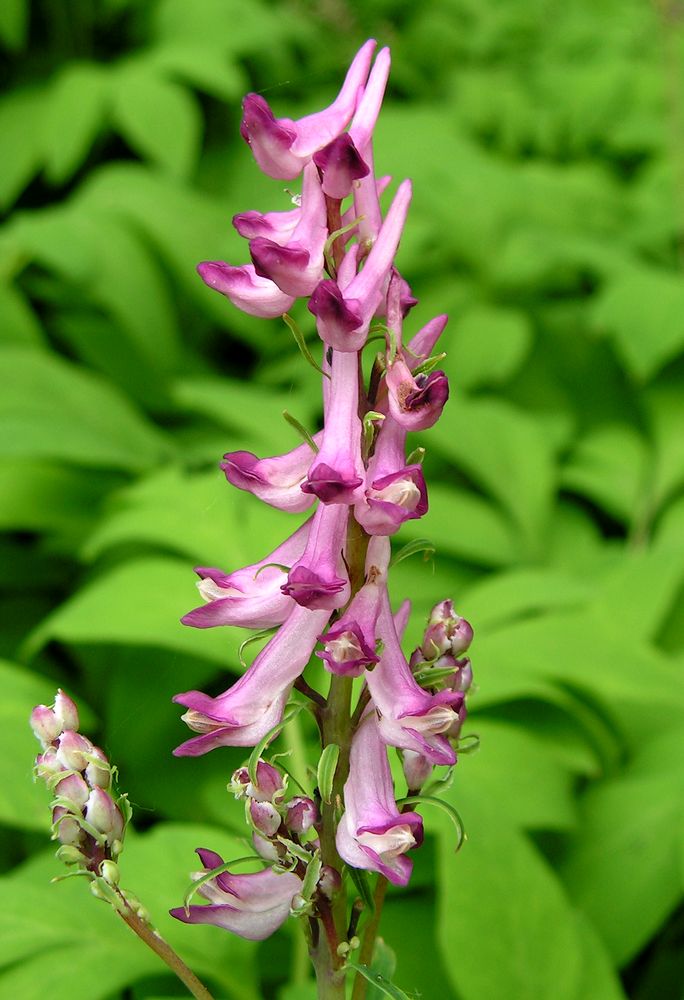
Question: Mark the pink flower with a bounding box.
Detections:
[336,713,423,886]
[173,603,331,755]
[281,502,350,611]
[171,848,302,940]
[196,262,295,318]
[181,519,310,629]
[239,40,376,179]
[221,434,322,513]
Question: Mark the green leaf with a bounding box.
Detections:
[24,556,238,668]
[560,762,684,965]
[436,789,583,1000]
[459,567,591,634]
[81,465,309,567]
[398,484,519,567]
[0,0,28,49]
[0,88,43,209]
[561,423,649,524]
[316,744,340,804]
[447,304,532,390]
[347,961,417,999]
[0,283,44,347]
[147,43,247,100]
[428,395,555,556]
[592,263,684,380]
[0,460,107,534]
[43,63,110,185]
[112,62,201,178]
[0,347,169,472]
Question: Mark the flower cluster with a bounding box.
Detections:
[31,691,127,874]
[171,40,473,941]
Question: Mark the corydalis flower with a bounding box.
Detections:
[354,416,428,536]
[239,40,376,179]
[281,502,350,611]
[316,535,389,676]
[221,435,321,513]
[301,350,365,505]
[307,180,412,352]
[385,354,449,431]
[366,593,463,765]
[173,603,331,755]
[181,519,310,629]
[249,161,328,297]
[171,848,302,941]
[197,261,295,318]
[336,713,423,886]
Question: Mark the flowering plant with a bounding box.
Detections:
[30,39,475,1000]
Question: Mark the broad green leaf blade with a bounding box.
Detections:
[43,63,110,185]
[436,790,582,1000]
[0,88,43,209]
[0,283,44,347]
[447,304,532,390]
[0,347,169,472]
[112,63,202,178]
[561,424,649,525]
[346,961,416,1000]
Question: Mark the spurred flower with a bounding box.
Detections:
[171,848,302,940]
[239,40,376,179]
[249,162,328,297]
[281,502,350,611]
[385,354,449,431]
[366,593,462,765]
[174,603,331,755]
[316,535,389,676]
[336,713,423,886]
[197,262,295,318]
[221,434,322,513]
[301,350,365,505]
[181,519,310,629]
[354,416,428,536]
[308,180,412,352]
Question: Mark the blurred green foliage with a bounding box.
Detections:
[2,0,684,998]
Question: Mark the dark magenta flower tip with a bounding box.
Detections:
[405,370,450,416]
[313,134,370,199]
[300,463,364,504]
[281,566,348,611]
[308,280,362,333]
[250,238,310,280]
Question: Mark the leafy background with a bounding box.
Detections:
[2,0,684,997]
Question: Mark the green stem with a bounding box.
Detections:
[118,901,215,1000]
[351,876,389,1000]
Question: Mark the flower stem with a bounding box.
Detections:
[118,900,215,1000]
[351,876,389,1000]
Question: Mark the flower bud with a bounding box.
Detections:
[30,706,61,748]
[249,800,282,838]
[231,759,286,802]
[402,749,432,792]
[54,690,79,732]
[100,860,120,885]
[318,865,343,899]
[54,772,90,810]
[424,600,473,657]
[285,797,319,834]
[52,806,84,847]
[452,657,473,694]
[84,788,124,843]
[447,701,468,741]
[56,730,94,772]
[35,747,64,782]
[85,746,111,789]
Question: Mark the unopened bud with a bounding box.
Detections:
[285,796,318,834]
[54,690,79,732]
[85,788,124,843]
[402,749,432,792]
[452,657,473,694]
[231,760,286,802]
[54,772,90,810]
[249,799,282,838]
[30,706,61,748]
[447,702,468,741]
[100,860,120,885]
[56,844,87,866]
[317,865,342,899]
[35,748,64,782]
[425,600,473,657]
[56,730,93,772]
[85,746,111,789]
[52,806,84,847]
